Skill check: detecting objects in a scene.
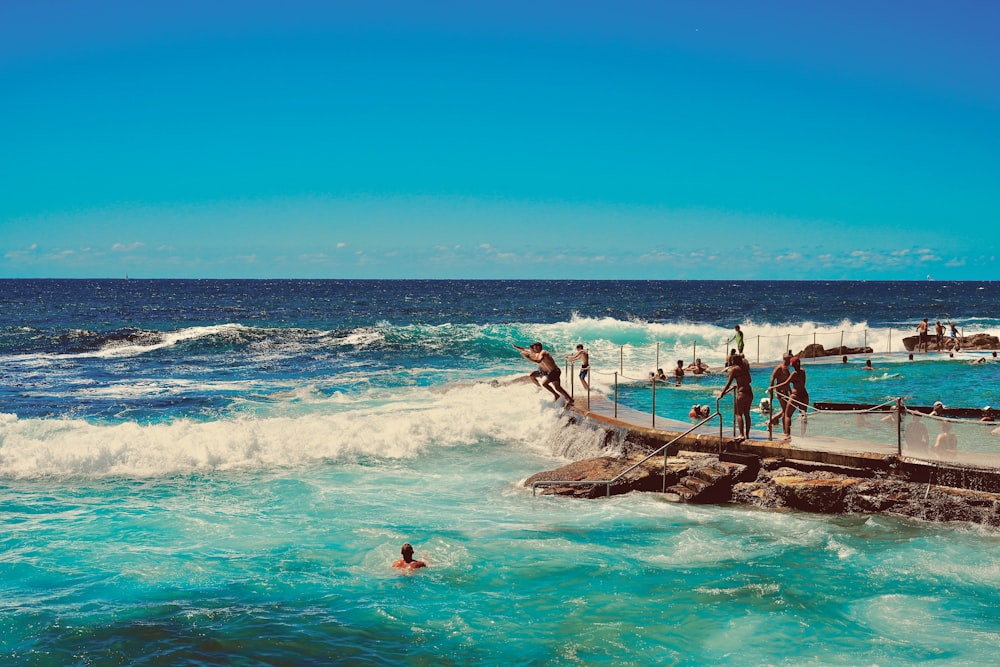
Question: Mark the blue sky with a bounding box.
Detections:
[2,0,998,279]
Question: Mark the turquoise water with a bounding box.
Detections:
[2,280,1000,664]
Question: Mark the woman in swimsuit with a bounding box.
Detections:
[720,355,753,441]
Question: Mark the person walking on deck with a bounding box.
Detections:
[767,354,791,426]
[733,325,745,355]
[771,356,809,440]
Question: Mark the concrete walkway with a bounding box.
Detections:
[568,393,1000,471]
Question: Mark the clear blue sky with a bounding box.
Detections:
[2,0,997,279]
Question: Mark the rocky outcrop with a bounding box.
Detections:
[528,452,1000,527]
[795,344,873,359]
[732,461,1000,526]
[525,453,689,498]
[901,333,1000,352]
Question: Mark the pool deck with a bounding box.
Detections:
[566,393,1000,489]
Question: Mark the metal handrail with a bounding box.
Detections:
[531,409,723,497]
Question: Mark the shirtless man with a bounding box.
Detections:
[565,344,590,391]
[513,342,574,404]
[673,360,685,384]
[772,356,808,440]
[767,354,791,426]
[916,318,929,353]
[392,543,427,570]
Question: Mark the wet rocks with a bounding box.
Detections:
[529,453,1000,527]
[733,462,1000,527]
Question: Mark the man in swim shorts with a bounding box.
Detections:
[916,318,929,353]
[565,344,590,391]
[513,342,574,405]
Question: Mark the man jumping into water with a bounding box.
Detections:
[513,342,574,405]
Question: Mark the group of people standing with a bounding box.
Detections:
[916,318,960,352]
[718,350,810,442]
[513,328,811,443]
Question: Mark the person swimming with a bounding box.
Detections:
[392,543,427,570]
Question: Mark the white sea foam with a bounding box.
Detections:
[0,383,566,479]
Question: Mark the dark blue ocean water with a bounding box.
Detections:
[2,280,1000,665]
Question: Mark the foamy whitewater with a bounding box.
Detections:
[2,279,999,665]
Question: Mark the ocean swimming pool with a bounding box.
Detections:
[574,350,1000,459]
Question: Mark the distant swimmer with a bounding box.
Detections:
[864,360,874,371]
[513,342,573,405]
[903,412,930,455]
[393,543,427,570]
[652,369,668,382]
[933,421,958,457]
[686,358,710,375]
[673,360,685,384]
[565,344,590,391]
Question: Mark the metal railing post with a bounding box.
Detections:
[768,387,774,442]
[651,377,657,429]
[896,397,903,456]
[614,372,618,419]
[568,359,573,398]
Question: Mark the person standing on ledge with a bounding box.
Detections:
[733,325,745,355]
[720,354,753,442]
[393,543,427,570]
[916,318,929,353]
[565,344,590,391]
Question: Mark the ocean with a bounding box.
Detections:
[2,279,999,665]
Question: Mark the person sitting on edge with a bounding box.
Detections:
[393,543,426,570]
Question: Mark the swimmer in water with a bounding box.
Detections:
[392,543,426,570]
